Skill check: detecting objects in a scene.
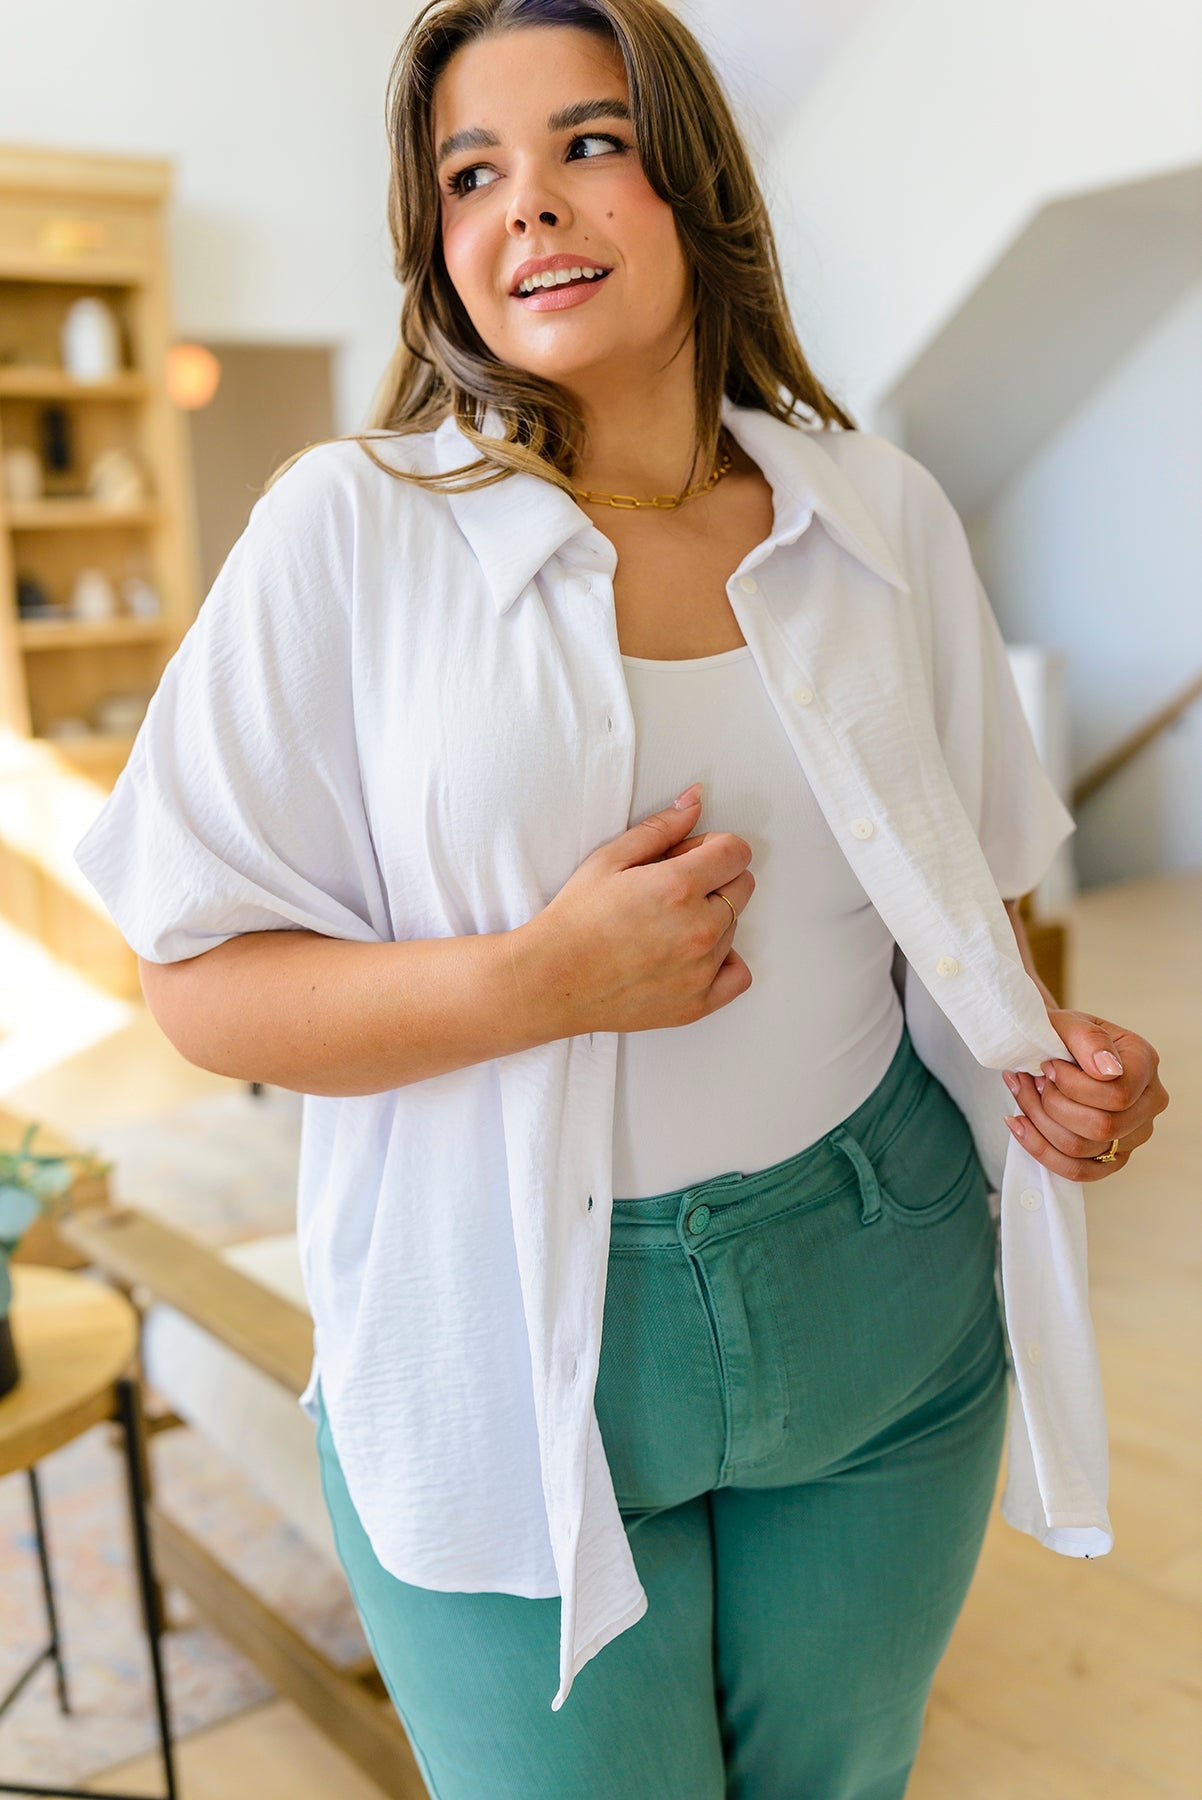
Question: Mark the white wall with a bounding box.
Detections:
[968,278,1202,886]
[1,0,423,433]
[677,0,884,155]
[767,0,1202,426]
[762,0,1202,886]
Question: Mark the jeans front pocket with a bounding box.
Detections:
[879,1140,983,1227]
[874,1070,988,1229]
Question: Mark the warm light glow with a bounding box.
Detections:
[166,342,222,409]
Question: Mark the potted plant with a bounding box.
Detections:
[0,1123,112,1399]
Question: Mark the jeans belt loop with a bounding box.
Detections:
[829,1125,883,1226]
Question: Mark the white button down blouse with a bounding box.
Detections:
[73,397,1114,1714]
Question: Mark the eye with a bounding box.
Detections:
[448,162,500,197]
[444,131,629,198]
[565,132,626,160]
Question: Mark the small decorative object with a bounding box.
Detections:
[16,575,59,619]
[122,574,162,618]
[39,404,75,484]
[2,445,43,503]
[69,567,120,621]
[87,446,149,507]
[91,690,150,734]
[0,1122,113,1399]
[61,295,122,381]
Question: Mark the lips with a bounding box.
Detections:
[513,269,613,312]
[508,252,613,296]
[517,268,609,298]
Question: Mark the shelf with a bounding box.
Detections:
[0,144,198,994]
[0,255,148,287]
[0,368,149,399]
[0,729,137,776]
[17,616,169,650]
[6,499,160,529]
[34,730,137,765]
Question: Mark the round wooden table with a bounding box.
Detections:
[0,1265,178,1800]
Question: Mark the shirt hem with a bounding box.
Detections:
[1000,1493,1114,1558]
[551,1589,649,1712]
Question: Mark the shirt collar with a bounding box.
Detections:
[435,397,911,615]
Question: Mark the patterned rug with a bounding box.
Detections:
[0,1082,372,1789]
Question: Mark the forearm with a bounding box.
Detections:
[1003,899,1058,1013]
[138,921,564,1096]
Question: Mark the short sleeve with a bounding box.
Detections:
[903,458,1077,901]
[74,445,390,963]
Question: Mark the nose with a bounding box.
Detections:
[505,162,572,237]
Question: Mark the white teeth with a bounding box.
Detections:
[517,264,607,295]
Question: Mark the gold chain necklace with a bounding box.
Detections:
[572,433,733,511]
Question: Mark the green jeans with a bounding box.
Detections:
[312,1024,1009,1798]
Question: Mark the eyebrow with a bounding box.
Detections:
[436,98,632,169]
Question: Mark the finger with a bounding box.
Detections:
[1003,1114,1136,1182]
[1047,1011,1126,1079]
[662,834,712,860]
[1004,1071,1122,1160]
[1043,1051,1166,1130]
[1006,1071,1147,1152]
[1036,1056,1140,1115]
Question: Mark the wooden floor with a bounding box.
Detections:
[6,870,1199,1798]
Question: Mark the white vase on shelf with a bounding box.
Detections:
[122,576,162,618]
[87,447,148,506]
[69,569,120,620]
[61,297,122,381]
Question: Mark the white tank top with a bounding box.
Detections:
[613,643,904,1199]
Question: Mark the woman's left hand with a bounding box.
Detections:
[1002,1010,1169,1181]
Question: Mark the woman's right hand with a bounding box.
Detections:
[509,783,755,1039]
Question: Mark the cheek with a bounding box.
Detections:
[440,212,495,308]
[619,189,687,286]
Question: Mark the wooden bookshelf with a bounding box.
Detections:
[0,143,200,995]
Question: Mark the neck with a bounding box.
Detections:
[567,352,712,500]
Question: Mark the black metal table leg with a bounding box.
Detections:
[0,1467,71,1731]
[26,1468,71,1718]
[0,1376,179,1800]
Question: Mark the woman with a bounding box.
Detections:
[74,0,1170,1794]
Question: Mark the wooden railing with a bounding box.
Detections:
[1072,669,1202,809]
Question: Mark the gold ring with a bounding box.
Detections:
[715,892,738,930]
[1093,1137,1121,1163]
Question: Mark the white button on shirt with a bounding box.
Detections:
[72,396,1113,1714]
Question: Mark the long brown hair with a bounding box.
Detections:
[266,0,856,497]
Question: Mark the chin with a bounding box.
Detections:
[485,338,617,386]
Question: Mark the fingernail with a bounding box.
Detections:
[1094,1051,1123,1076]
[1005,1115,1026,1140]
[674,782,703,809]
[1003,1071,1019,1095]
[1042,1062,1057,1083]
[1034,1076,1046,1095]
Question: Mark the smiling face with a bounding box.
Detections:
[432,25,695,394]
